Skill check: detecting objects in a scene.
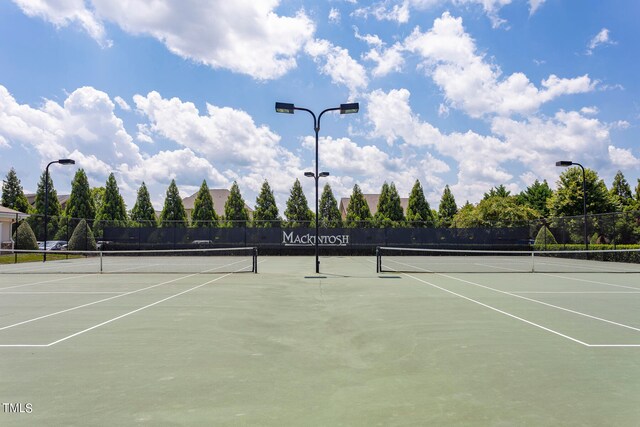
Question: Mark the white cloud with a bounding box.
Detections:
[404,13,595,117]
[608,146,640,168]
[587,28,616,55]
[114,96,131,111]
[528,0,546,15]
[363,42,405,77]
[14,0,315,80]
[353,0,515,27]
[329,8,341,23]
[12,0,111,47]
[0,85,142,173]
[305,39,369,95]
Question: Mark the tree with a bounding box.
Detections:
[609,170,633,210]
[1,168,30,213]
[159,179,188,227]
[438,185,458,228]
[548,167,616,217]
[66,169,96,221]
[284,179,312,226]
[29,170,62,240]
[91,187,106,215]
[453,197,538,228]
[345,184,372,227]
[319,184,342,228]
[131,182,157,227]
[253,180,279,227]
[67,218,97,251]
[191,180,218,227]
[483,184,510,200]
[517,180,553,218]
[375,182,404,225]
[15,221,38,250]
[406,179,435,227]
[95,173,127,226]
[224,181,249,227]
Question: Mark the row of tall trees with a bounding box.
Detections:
[3,167,640,231]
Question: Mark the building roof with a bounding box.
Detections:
[182,189,253,218]
[339,194,409,219]
[25,193,71,207]
[0,205,29,220]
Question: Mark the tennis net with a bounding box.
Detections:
[376,246,640,274]
[0,247,258,274]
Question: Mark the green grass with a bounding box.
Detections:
[0,252,73,264]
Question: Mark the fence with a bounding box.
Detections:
[8,211,640,254]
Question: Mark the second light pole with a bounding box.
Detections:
[276,102,359,273]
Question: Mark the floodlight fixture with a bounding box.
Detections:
[555,161,573,167]
[304,172,314,177]
[58,159,76,165]
[340,103,359,114]
[319,172,330,177]
[275,102,295,114]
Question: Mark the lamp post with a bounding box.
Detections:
[276,102,359,273]
[44,159,75,261]
[556,160,588,250]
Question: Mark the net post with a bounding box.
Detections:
[376,246,380,273]
[531,251,535,273]
[100,251,103,273]
[253,247,258,273]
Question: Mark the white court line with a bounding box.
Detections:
[437,273,640,334]
[380,259,640,347]
[403,273,591,347]
[512,291,640,294]
[0,273,203,332]
[0,291,127,295]
[0,258,264,348]
[45,273,233,347]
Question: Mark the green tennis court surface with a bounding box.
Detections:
[1,256,640,425]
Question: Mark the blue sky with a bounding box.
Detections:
[1,0,639,213]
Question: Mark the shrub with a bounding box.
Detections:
[67,219,97,251]
[534,226,557,248]
[15,221,38,250]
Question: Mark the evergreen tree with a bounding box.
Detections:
[91,187,106,215]
[319,183,342,228]
[66,169,96,221]
[609,170,633,210]
[95,173,128,226]
[160,179,188,227]
[1,168,30,213]
[15,221,38,250]
[284,179,313,226]
[517,180,553,217]
[253,180,280,227]
[483,184,511,200]
[406,179,435,227]
[375,182,404,225]
[191,180,218,227]
[29,170,62,240]
[131,182,157,227]
[224,181,249,227]
[67,218,97,251]
[438,185,458,228]
[346,184,372,227]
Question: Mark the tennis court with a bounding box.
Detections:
[1,253,640,425]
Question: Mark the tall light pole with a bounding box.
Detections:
[556,160,588,250]
[276,102,359,273]
[44,158,75,261]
